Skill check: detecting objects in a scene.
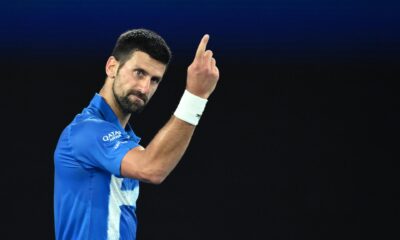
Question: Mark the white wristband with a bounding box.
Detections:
[174,90,208,126]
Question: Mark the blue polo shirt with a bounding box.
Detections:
[54,93,141,240]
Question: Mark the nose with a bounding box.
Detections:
[137,76,151,94]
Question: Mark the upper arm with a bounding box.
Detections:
[120,145,149,181]
[120,145,166,184]
[70,120,139,176]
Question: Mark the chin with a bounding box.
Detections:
[128,103,145,114]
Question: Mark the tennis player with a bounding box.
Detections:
[54,29,219,239]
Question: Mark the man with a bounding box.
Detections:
[54,29,219,240]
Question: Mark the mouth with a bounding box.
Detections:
[129,94,145,105]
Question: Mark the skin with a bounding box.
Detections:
[99,34,219,184]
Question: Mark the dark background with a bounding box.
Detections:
[1,0,399,239]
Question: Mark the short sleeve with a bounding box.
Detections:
[69,119,139,176]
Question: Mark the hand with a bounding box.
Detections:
[186,34,220,99]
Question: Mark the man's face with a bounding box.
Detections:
[112,51,167,114]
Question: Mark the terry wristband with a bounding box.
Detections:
[174,90,208,126]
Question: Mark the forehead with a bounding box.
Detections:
[123,51,167,77]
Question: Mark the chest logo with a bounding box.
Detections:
[102,131,122,142]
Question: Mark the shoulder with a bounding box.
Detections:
[69,118,121,146]
[72,117,113,131]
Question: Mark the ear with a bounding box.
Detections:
[105,56,119,78]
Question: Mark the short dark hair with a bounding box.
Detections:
[111,29,172,67]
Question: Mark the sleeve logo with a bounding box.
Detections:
[102,131,122,142]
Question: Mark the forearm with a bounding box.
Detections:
[121,116,196,183]
[142,116,195,178]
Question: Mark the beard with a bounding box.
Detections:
[112,78,149,114]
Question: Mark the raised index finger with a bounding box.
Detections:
[195,34,210,59]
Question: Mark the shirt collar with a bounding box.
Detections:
[87,93,141,142]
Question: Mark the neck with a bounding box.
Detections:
[99,78,131,128]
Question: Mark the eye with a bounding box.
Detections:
[151,77,161,84]
[134,69,145,78]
